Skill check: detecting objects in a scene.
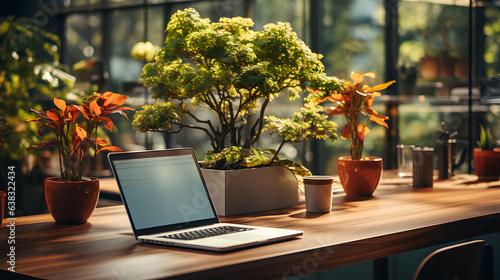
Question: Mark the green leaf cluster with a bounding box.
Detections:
[0,16,74,159]
[478,125,496,150]
[132,102,180,133]
[201,146,274,170]
[200,146,312,178]
[265,102,337,165]
[265,102,338,143]
[134,8,346,171]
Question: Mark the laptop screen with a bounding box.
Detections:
[110,150,217,231]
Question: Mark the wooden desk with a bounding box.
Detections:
[1,172,500,279]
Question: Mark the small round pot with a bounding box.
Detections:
[473,148,500,181]
[420,56,439,80]
[44,177,100,224]
[338,156,383,197]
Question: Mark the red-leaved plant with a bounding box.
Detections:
[307,72,395,160]
[28,92,133,181]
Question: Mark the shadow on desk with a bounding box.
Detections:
[458,179,500,188]
[0,270,43,280]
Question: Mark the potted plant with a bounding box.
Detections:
[28,92,133,223]
[132,8,344,215]
[474,125,500,181]
[308,71,395,196]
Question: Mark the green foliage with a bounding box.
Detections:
[478,125,496,150]
[134,8,346,162]
[484,8,500,76]
[132,102,180,133]
[200,146,311,177]
[0,16,74,159]
[265,102,337,163]
[202,146,273,170]
[266,103,337,142]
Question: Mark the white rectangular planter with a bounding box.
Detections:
[201,166,299,216]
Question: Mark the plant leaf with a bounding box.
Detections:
[101,116,113,131]
[96,138,110,146]
[103,93,128,109]
[32,140,58,148]
[53,98,67,112]
[90,101,101,116]
[363,80,396,93]
[98,145,122,152]
[340,123,351,139]
[350,72,364,86]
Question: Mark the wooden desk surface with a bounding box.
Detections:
[1,172,500,280]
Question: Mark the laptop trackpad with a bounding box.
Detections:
[219,232,270,242]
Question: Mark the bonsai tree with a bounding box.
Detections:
[307,72,395,160]
[28,92,133,181]
[133,8,345,171]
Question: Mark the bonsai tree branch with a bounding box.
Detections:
[269,140,286,164]
[245,98,270,147]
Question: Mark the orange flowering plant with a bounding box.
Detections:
[28,92,134,181]
[307,72,395,160]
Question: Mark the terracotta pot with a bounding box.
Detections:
[44,177,100,224]
[338,156,383,197]
[420,56,439,80]
[473,149,500,181]
[454,56,469,79]
[439,55,455,78]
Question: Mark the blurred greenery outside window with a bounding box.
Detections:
[59,0,500,175]
[484,4,500,77]
[65,12,103,86]
[68,0,102,6]
[398,2,469,95]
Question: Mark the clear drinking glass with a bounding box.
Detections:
[397,145,415,178]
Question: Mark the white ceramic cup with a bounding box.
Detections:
[303,176,334,213]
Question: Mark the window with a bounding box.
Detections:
[54,0,497,175]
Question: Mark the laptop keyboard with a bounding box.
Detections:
[161,226,254,240]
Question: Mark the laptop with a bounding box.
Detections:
[107,148,303,252]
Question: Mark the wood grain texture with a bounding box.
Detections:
[1,172,500,280]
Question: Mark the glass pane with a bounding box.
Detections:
[398,2,469,95]
[107,6,166,150]
[253,0,308,39]
[109,9,144,92]
[168,1,246,21]
[108,6,165,92]
[65,12,103,83]
[69,0,101,6]
[484,4,500,77]
[321,0,385,82]
[108,0,144,3]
